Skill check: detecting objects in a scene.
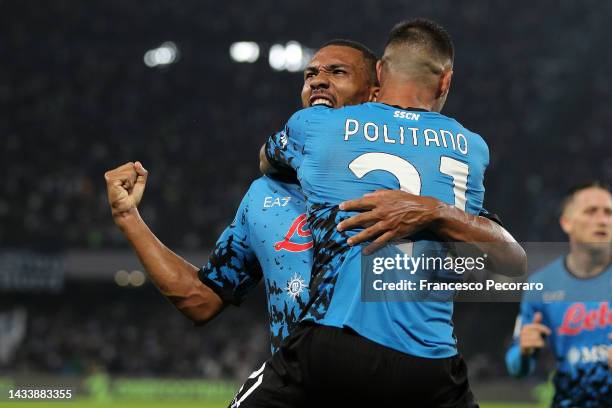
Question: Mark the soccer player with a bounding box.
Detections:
[250,18,519,407]
[506,182,611,407]
[104,40,380,354]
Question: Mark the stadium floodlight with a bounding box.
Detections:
[115,270,130,287]
[143,41,179,68]
[129,270,146,287]
[268,42,313,72]
[230,42,260,63]
[284,41,304,72]
[268,44,286,71]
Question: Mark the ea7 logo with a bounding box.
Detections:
[274,214,313,252]
[263,196,291,208]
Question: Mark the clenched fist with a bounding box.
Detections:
[104,161,148,219]
[519,312,551,356]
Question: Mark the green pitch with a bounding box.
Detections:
[481,404,544,408]
[0,400,545,408]
[0,401,223,408]
[0,400,221,408]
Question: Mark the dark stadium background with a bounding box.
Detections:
[1,1,611,406]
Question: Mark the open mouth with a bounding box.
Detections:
[309,94,334,107]
[311,98,333,107]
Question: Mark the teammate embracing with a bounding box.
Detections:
[104,40,379,355]
[252,18,523,407]
[105,33,525,408]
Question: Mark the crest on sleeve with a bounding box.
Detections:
[279,131,288,149]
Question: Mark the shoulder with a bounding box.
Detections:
[335,102,382,116]
[237,177,271,211]
[437,114,487,143]
[291,104,374,123]
[456,121,487,151]
[248,176,270,190]
[245,176,278,198]
[442,115,489,161]
[248,175,302,198]
[287,106,334,125]
[468,130,489,162]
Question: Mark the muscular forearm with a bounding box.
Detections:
[114,209,224,324]
[432,204,527,277]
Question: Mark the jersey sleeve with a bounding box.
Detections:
[265,110,309,173]
[505,300,540,377]
[464,132,490,214]
[198,188,262,306]
[478,208,503,226]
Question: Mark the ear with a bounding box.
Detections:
[559,215,572,235]
[438,68,453,98]
[369,86,380,102]
[376,60,383,85]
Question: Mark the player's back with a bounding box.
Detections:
[266,102,489,357]
[299,102,488,212]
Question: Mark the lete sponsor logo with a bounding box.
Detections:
[274,214,313,252]
[557,302,612,336]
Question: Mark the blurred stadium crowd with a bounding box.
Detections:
[0,0,606,386]
[2,281,557,382]
[1,283,270,381]
[2,0,611,252]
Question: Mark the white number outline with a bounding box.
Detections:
[348,153,469,210]
[439,156,469,211]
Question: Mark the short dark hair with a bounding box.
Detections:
[560,181,612,214]
[319,39,379,85]
[385,18,454,64]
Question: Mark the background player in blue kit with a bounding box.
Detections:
[506,182,612,407]
[250,18,524,407]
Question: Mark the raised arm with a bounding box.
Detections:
[337,190,527,276]
[105,162,224,325]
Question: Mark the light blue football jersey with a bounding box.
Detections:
[506,258,612,407]
[265,102,489,358]
[199,175,312,352]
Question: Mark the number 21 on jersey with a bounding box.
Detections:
[349,153,469,210]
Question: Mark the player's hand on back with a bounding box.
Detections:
[104,161,148,219]
[519,312,551,356]
[337,190,445,255]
